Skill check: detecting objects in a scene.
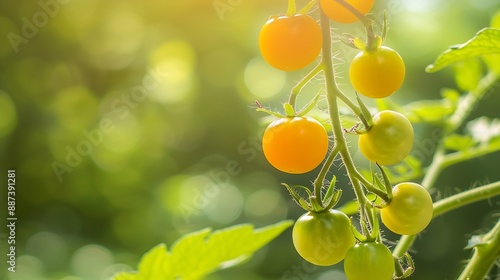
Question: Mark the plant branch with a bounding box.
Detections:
[313,144,340,202]
[458,218,500,280]
[447,72,500,133]
[319,6,373,232]
[440,141,500,169]
[288,64,324,108]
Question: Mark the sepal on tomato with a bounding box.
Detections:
[394,252,415,279]
[282,183,313,211]
[284,102,296,117]
[322,177,343,210]
[255,100,285,118]
[341,33,367,50]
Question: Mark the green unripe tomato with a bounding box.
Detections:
[344,242,395,280]
[292,209,356,266]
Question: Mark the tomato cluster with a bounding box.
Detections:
[256,1,432,278]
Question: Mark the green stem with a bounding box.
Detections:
[440,141,500,169]
[313,144,340,202]
[287,0,296,16]
[458,218,500,280]
[319,6,371,230]
[420,144,446,189]
[432,181,500,218]
[288,64,324,109]
[447,72,500,134]
[353,171,390,202]
[337,91,362,116]
[393,181,500,258]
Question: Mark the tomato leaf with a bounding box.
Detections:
[444,134,476,151]
[483,12,500,74]
[112,221,293,280]
[453,59,483,92]
[426,28,500,73]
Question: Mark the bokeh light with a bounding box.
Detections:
[244,57,286,100]
[149,40,197,104]
[80,9,144,70]
[71,245,114,280]
[25,232,68,269]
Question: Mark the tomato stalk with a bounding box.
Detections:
[286,0,297,16]
[318,5,375,236]
[458,218,500,280]
[288,64,324,109]
[312,144,340,203]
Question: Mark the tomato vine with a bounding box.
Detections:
[256,0,500,279]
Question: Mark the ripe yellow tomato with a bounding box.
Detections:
[320,0,374,23]
[349,46,405,98]
[262,117,329,174]
[358,110,413,166]
[381,182,433,235]
[259,14,322,71]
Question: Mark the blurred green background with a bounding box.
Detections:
[1,0,500,279]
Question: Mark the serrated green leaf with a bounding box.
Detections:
[444,134,476,151]
[138,244,171,279]
[491,10,500,28]
[482,9,500,74]
[453,59,483,91]
[402,100,455,124]
[426,28,500,73]
[114,221,293,280]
